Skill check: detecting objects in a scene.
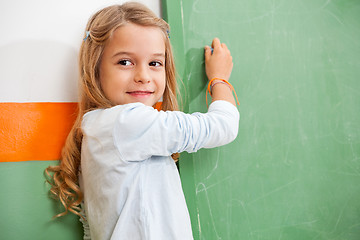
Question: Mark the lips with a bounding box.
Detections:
[126,91,154,97]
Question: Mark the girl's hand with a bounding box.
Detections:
[204,38,236,106]
[204,38,233,81]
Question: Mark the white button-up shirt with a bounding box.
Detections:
[79,100,239,240]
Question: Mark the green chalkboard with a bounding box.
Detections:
[163,0,360,239]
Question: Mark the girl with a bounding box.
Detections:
[46,2,239,240]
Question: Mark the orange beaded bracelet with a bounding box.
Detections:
[206,78,240,107]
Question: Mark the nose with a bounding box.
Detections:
[134,64,151,84]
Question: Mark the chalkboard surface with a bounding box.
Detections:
[163,0,360,239]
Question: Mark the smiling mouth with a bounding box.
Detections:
[127,91,154,97]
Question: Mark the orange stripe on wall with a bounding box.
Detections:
[0,102,78,162]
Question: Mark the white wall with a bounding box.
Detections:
[0,0,161,102]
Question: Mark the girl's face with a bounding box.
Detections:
[99,23,166,107]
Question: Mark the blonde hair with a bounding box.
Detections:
[45,2,179,218]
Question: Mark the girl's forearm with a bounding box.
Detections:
[211,81,236,106]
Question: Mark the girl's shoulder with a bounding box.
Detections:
[83,102,146,118]
[81,102,159,126]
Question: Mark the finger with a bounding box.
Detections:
[212,38,221,49]
[204,45,212,60]
[221,43,228,50]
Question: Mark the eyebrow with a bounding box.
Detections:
[112,51,165,59]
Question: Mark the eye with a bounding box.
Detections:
[149,61,163,67]
[118,59,132,66]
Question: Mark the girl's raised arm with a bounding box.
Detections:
[204,38,236,106]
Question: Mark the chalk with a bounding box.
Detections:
[205,47,214,54]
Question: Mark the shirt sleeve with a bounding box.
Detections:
[113,100,239,162]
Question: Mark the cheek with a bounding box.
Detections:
[99,68,123,102]
[159,75,166,95]
[99,75,112,98]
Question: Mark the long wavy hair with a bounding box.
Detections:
[45,2,179,218]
